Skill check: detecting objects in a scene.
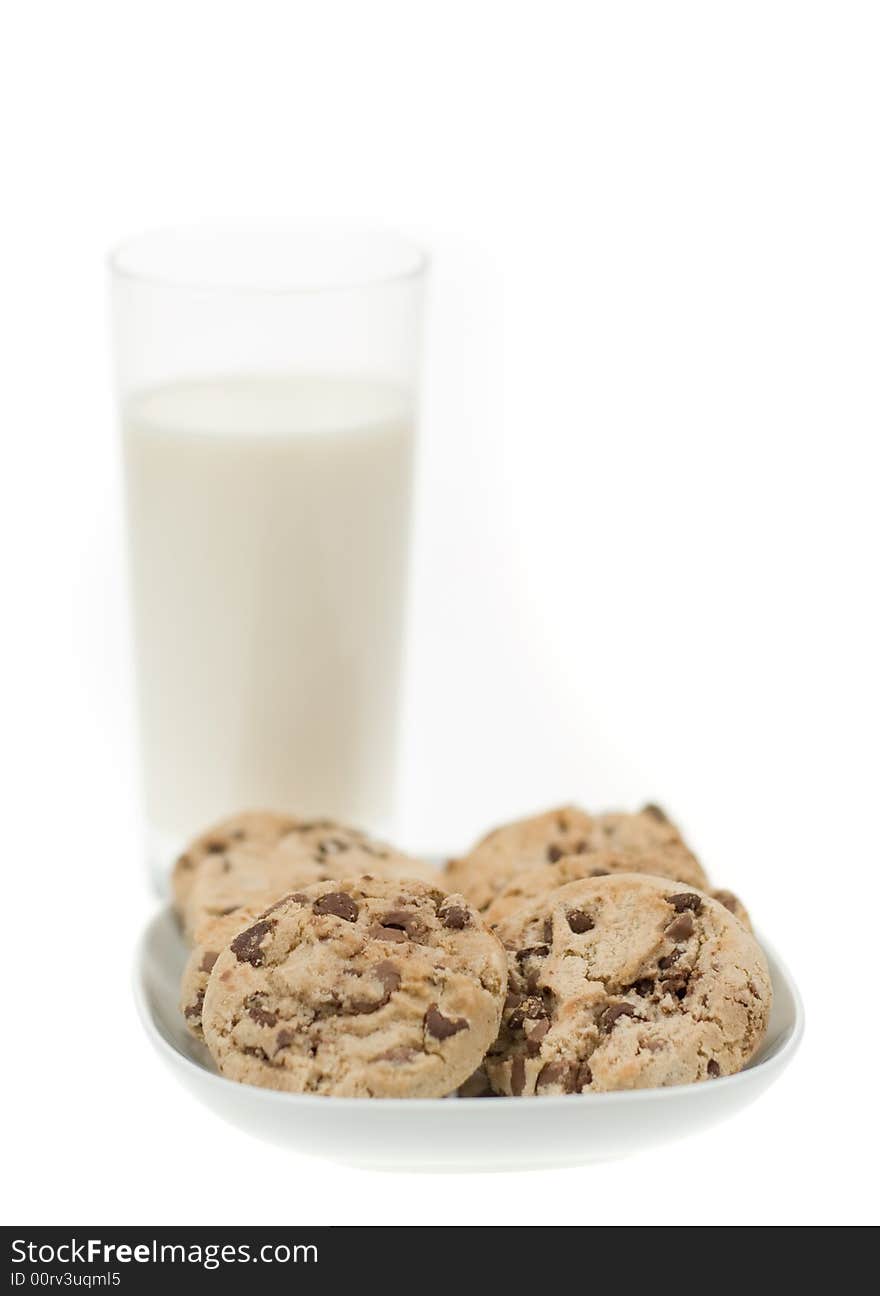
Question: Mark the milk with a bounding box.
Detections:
[122,374,415,874]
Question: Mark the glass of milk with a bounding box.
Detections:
[109,230,426,890]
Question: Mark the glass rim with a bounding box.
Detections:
[108,227,429,296]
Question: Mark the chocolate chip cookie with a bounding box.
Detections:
[182,821,435,939]
[201,877,507,1097]
[446,804,706,912]
[171,810,300,919]
[486,873,771,1095]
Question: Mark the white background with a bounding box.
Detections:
[2,0,878,1227]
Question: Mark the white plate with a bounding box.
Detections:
[135,905,803,1171]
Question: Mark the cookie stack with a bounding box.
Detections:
[175,805,771,1099]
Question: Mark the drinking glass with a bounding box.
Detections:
[109,230,427,890]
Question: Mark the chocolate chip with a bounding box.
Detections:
[508,995,549,1028]
[566,909,594,933]
[665,912,695,941]
[516,944,550,961]
[658,948,681,970]
[547,843,564,863]
[573,840,591,854]
[576,1061,593,1089]
[536,1060,578,1092]
[350,961,401,1014]
[440,904,470,930]
[525,1018,550,1056]
[458,1068,493,1098]
[563,1066,582,1094]
[601,1002,637,1031]
[642,803,668,822]
[633,978,654,997]
[667,892,703,915]
[425,1004,468,1040]
[713,889,738,914]
[510,1055,526,1096]
[275,1029,296,1050]
[199,950,219,974]
[370,923,408,943]
[707,1059,721,1078]
[542,917,553,943]
[313,892,359,922]
[590,867,610,877]
[230,919,274,967]
[184,991,205,1020]
[205,840,225,854]
[374,961,401,996]
[663,977,689,1000]
[246,997,278,1028]
[504,991,523,1015]
[536,1060,562,1088]
[381,909,419,934]
[505,995,526,1026]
